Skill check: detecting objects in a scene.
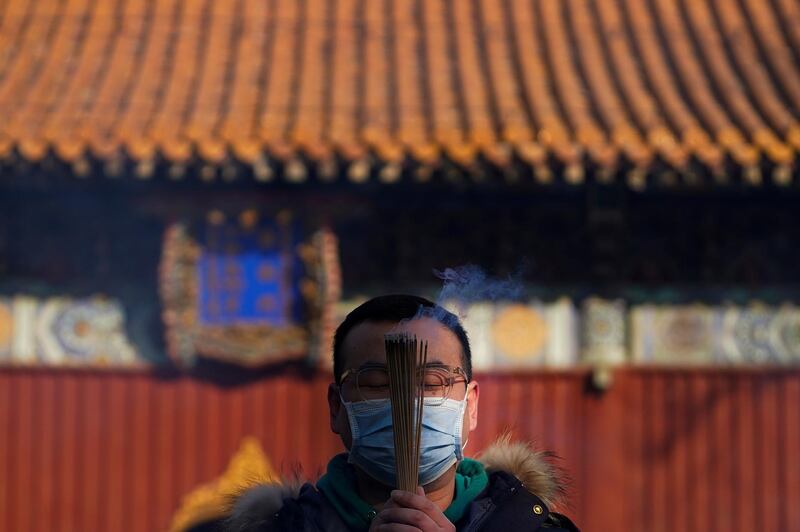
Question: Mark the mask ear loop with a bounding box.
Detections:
[460,382,473,452]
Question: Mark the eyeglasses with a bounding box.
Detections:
[340,363,468,405]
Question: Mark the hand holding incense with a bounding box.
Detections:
[384,333,428,492]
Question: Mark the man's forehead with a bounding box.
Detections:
[340,318,462,367]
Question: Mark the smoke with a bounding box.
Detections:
[432,265,525,304]
[413,264,527,325]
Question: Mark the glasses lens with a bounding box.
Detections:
[421,367,452,405]
[356,368,390,401]
[353,366,461,404]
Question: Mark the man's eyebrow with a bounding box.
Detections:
[358,360,387,368]
[357,359,450,368]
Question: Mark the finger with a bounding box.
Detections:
[369,513,384,531]
[371,498,400,529]
[383,498,399,509]
[376,508,437,530]
[376,525,422,532]
[389,490,452,528]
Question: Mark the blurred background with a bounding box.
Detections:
[1,0,799,530]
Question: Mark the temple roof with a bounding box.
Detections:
[0,0,799,185]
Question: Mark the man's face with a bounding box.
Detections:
[327,316,479,451]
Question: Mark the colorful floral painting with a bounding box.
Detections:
[0,296,140,367]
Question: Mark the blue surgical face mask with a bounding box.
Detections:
[340,390,468,487]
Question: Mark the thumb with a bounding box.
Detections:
[416,486,425,496]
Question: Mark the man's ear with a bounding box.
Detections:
[328,382,342,434]
[467,380,479,432]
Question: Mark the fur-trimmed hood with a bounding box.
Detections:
[475,433,567,507]
[227,482,306,531]
[227,436,566,531]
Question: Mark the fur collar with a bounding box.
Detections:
[226,436,566,531]
[475,433,567,508]
[226,482,304,531]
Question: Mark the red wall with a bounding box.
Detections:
[1,367,798,531]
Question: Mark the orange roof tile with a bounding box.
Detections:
[0,0,798,184]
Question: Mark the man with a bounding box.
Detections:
[228,295,579,531]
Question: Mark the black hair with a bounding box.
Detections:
[332,294,472,383]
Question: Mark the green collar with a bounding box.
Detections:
[445,458,489,523]
[316,454,489,531]
[316,454,377,530]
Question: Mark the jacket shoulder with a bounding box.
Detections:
[543,512,580,531]
[477,471,579,531]
[468,435,579,531]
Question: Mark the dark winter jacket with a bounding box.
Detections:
[225,437,579,532]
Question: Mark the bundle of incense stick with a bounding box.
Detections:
[384,333,428,491]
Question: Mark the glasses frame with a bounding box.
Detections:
[339,362,469,405]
